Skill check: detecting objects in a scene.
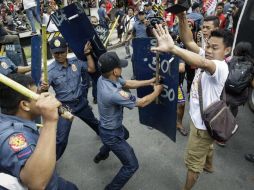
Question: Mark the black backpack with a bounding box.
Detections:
[225,56,254,95]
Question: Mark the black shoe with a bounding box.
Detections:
[245,154,254,163]
[93,153,109,164]
[93,98,97,104]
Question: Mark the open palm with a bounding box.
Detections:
[151,24,175,53]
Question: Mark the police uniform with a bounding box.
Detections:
[0,113,78,190]
[0,56,17,76]
[48,37,99,160]
[95,52,139,190]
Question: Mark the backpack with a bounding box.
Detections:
[225,56,254,95]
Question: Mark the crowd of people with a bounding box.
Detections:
[0,0,254,190]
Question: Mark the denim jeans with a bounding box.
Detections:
[25,6,41,33]
[56,98,99,160]
[57,177,79,190]
[99,126,139,190]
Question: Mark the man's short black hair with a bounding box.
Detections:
[204,16,220,28]
[0,73,35,115]
[210,29,234,48]
[217,2,225,8]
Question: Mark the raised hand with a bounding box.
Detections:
[151,24,175,53]
[84,41,92,54]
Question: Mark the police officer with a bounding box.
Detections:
[40,36,99,160]
[0,73,78,190]
[94,52,163,190]
[0,56,31,76]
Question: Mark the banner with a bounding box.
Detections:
[203,0,217,16]
[233,0,254,57]
[133,38,179,142]
[50,2,106,61]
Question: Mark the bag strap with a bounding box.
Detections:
[198,70,205,121]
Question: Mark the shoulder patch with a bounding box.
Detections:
[71,64,77,72]
[17,146,33,161]
[9,133,28,152]
[119,90,130,99]
[1,61,9,69]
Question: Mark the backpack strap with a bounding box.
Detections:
[198,71,205,121]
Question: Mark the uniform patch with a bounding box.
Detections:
[54,39,61,47]
[71,64,77,72]
[17,146,33,160]
[1,61,8,69]
[119,90,130,99]
[9,133,28,152]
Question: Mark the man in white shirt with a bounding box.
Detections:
[151,23,234,190]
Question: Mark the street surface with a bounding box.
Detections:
[55,45,254,190]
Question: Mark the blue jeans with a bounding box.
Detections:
[99,126,139,190]
[25,6,41,33]
[56,98,99,160]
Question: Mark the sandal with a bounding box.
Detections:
[177,127,188,136]
[245,154,254,163]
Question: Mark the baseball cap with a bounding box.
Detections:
[192,2,200,10]
[144,2,152,6]
[138,10,145,15]
[49,36,67,53]
[98,52,128,73]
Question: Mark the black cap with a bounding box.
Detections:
[138,10,145,15]
[144,2,152,6]
[49,36,67,53]
[98,52,128,73]
[192,2,200,10]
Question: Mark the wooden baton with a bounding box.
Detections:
[104,15,120,48]
[42,24,48,84]
[0,74,74,121]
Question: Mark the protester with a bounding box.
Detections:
[151,20,233,190]
[144,2,155,18]
[0,21,20,44]
[22,0,41,35]
[94,51,163,190]
[98,1,110,30]
[0,73,78,190]
[215,2,226,29]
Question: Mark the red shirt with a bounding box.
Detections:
[106,1,112,15]
[218,14,226,29]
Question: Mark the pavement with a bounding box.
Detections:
[55,43,254,190]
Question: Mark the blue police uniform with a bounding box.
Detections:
[97,76,139,190]
[0,113,78,190]
[132,21,148,38]
[48,57,99,160]
[0,56,17,76]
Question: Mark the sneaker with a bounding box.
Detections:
[31,32,37,35]
[216,140,226,147]
[93,153,109,164]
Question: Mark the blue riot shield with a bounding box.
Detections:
[133,38,179,142]
[50,2,106,61]
[31,35,42,86]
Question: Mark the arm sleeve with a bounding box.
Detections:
[206,60,229,85]
[111,90,137,109]
[0,132,36,178]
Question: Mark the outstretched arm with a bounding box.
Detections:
[151,24,216,75]
[124,78,156,89]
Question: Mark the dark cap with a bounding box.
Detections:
[144,2,152,6]
[138,10,145,15]
[98,52,128,73]
[192,2,200,10]
[49,36,67,53]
